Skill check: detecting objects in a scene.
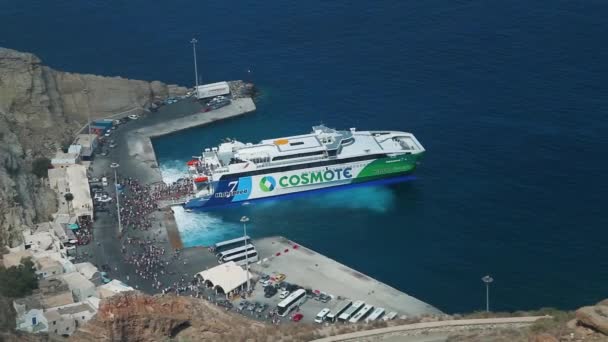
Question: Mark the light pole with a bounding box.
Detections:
[83,88,91,135]
[482,275,494,312]
[190,38,199,99]
[240,216,250,292]
[110,163,122,234]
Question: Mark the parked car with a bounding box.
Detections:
[101,177,108,187]
[238,301,248,311]
[128,114,139,120]
[274,273,286,283]
[264,287,277,298]
[255,303,268,313]
[247,303,256,312]
[279,290,290,299]
[291,313,304,322]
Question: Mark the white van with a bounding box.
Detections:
[101,177,108,187]
[314,308,331,323]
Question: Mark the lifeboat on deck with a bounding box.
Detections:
[186,159,199,166]
[194,176,209,183]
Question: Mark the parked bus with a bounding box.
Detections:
[365,307,385,323]
[217,244,256,262]
[221,250,259,266]
[213,236,251,254]
[314,308,331,323]
[277,289,306,317]
[349,304,374,323]
[325,300,352,323]
[338,300,364,322]
[382,311,398,321]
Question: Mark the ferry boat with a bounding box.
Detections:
[184,125,425,209]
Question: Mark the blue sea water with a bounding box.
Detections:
[3,0,608,313]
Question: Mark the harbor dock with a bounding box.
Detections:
[113,93,256,184]
[246,236,442,321]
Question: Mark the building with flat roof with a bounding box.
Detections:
[34,221,69,244]
[97,279,135,299]
[48,164,93,219]
[2,249,33,268]
[44,300,97,336]
[35,257,64,279]
[75,262,100,283]
[51,151,79,168]
[196,81,230,99]
[61,272,96,301]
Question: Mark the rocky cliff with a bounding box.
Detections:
[0,47,187,247]
[70,292,317,342]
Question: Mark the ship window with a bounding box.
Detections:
[225,154,385,179]
[272,151,325,161]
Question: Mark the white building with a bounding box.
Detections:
[35,257,64,279]
[196,81,230,99]
[43,300,97,336]
[61,272,96,302]
[48,164,93,219]
[97,279,135,299]
[2,249,33,268]
[196,261,252,298]
[50,151,79,168]
[75,262,100,283]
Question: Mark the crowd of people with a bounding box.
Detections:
[118,177,193,231]
[75,216,93,245]
[121,237,168,289]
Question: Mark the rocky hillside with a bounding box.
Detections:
[0,47,187,248]
[70,292,318,342]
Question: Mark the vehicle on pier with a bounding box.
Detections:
[338,300,364,322]
[277,289,307,317]
[217,244,256,262]
[213,236,251,254]
[349,303,374,323]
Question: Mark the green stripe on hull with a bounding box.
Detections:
[353,153,423,183]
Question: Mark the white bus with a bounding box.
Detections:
[221,250,258,266]
[325,300,352,323]
[349,304,374,323]
[382,311,398,321]
[338,300,364,322]
[213,236,251,254]
[314,308,331,323]
[365,307,385,323]
[277,289,306,317]
[217,244,256,262]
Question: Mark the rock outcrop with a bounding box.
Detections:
[0,47,187,247]
[576,300,608,336]
[70,292,316,342]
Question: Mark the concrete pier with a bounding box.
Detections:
[247,236,442,320]
[113,96,256,184]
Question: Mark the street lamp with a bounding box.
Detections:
[83,88,91,135]
[190,38,199,99]
[482,275,494,312]
[240,215,250,292]
[110,163,122,234]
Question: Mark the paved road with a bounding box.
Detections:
[312,316,548,342]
